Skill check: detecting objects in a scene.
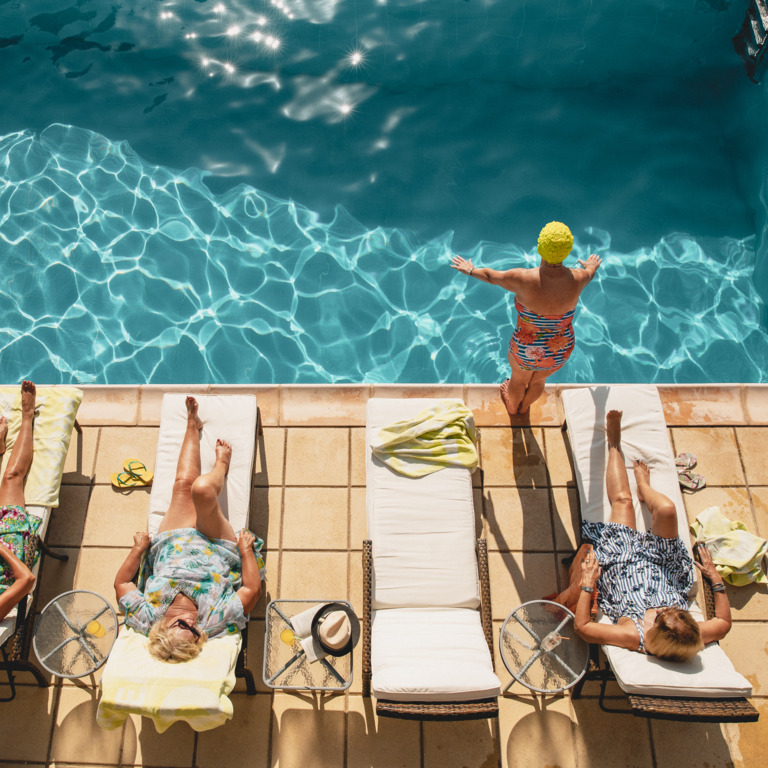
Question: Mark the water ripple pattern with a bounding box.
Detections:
[1,125,767,384]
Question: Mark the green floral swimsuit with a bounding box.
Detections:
[119,528,262,638]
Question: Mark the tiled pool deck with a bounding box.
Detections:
[2,383,767,768]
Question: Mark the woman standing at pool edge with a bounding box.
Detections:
[451,222,601,415]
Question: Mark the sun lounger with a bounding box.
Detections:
[561,385,758,722]
[0,386,82,701]
[362,398,501,720]
[97,394,259,732]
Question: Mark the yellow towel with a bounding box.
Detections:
[0,386,82,507]
[97,627,240,733]
[371,401,478,478]
[690,506,768,586]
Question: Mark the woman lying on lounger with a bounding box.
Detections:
[574,410,731,662]
[114,397,262,663]
[0,381,40,623]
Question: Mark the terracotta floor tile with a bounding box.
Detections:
[196,693,272,768]
[350,427,366,486]
[255,427,285,487]
[670,428,744,486]
[284,428,349,486]
[350,486,367,548]
[62,425,99,483]
[0,684,57,762]
[571,696,653,768]
[270,692,346,768]
[282,487,349,549]
[542,426,575,486]
[722,581,768,622]
[279,551,348,601]
[682,486,755,528]
[736,427,768,485]
[722,698,768,768]
[37,546,79,609]
[479,427,548,488]
[51,685,124,764]
[719,622,768,696]
[497,695,576,768]
[483,487,553,551]
[650,717,739,768]
[743,386,768,425]
[47,485,91,548]
[488,552,559,621]
[77,386,140,426]
[371,384,463,401]
[423,715,498,768]
[347,694,421,768]
[251,486,283,550]
[748,486,768,539]
[281,385,369,426]
[236,619,270,693]
[120,717,195,767]
[349,550,363,619]
[74,547,131,610]
[465,384,511,426]
[92,427,158,485]
[660,386,746,426]
[81,485,149,547]
[551,487,581,551]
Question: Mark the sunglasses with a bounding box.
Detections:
[173,618,201,640]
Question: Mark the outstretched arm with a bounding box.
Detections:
[114,532,151,601]
[450,255,525,289]
[574,254,602,284]
[235,530,262,615]
[695,544,732,644]
[0,543,36,622]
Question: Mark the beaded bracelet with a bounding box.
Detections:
[711,582,727,593]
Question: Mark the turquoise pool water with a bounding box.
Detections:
[1,1,767,384]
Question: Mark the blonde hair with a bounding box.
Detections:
[148,620,207,663]
[644,608,704,662]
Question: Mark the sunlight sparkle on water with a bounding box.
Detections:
[347,49,365,68]
[226,25,242,37]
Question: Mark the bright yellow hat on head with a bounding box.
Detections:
[537,221,573,264]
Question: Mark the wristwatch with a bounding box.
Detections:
[581,586,594,593]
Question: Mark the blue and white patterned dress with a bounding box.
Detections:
[581,521,694,652]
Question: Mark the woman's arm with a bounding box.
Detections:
[0,543,36,622]
[235,530,262,615]
[694,543,732,644]
[114,532,151,601]
[574,254,602,284]
[450,255,525,289]
[572,549,640,650]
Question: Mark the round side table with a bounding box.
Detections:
[33,590,118,679]
[499,599,589,695]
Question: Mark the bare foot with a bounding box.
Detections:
[0,415,6,455]
[606,410,622,448]
[185,396,203,431]
[633,459,650,502]
[215,439,232,476]
[20,380,36,418]
[500,379,517,416]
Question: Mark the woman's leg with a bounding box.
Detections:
[0,381,36,509]
[518,369,550,413]
[634,460,678,539]
[605,410,636,529]
[190,440,236,542]
[501,353,533,415]
[158,397,203,534]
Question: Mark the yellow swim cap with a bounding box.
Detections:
[537,221,573,264]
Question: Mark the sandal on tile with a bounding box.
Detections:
[123,458,154,485]
[675,452,697,471]
[678,470,706,493]
[111,471,149,489]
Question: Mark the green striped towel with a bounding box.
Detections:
[690,506,767,586]
[371,401,478,478]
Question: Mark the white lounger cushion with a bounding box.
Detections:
[366,398,480,610]
[148,394,257,536]
[561,385,752,698]
[371,607,500,702]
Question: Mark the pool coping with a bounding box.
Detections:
[65,383,768,427]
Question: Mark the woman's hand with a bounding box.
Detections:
[694,543,723,585]
[237,529,255,556]
[577,254,602,271]
[580,550,601,588]
[450,255,475,275]
[132,532,151,552]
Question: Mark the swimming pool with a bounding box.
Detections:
[2,0,767,384]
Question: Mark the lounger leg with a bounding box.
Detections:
[38,538,69,562]
[0,645,17,702]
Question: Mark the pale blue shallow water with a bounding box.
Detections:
[1,1,767,384]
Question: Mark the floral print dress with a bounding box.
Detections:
[0,505,41,593]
